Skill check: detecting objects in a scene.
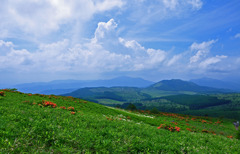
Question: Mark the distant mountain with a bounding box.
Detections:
[147,79,232,93]
[11,76,154,94]
[63,79,232,104]
[63,87,151,102]
[190,78,240,91]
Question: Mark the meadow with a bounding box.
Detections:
[0,89,239,153]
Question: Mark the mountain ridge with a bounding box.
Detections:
[190,77,240,91]
[9,76,154,94]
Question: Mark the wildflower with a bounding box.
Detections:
[60,106,66,109]
[201,120,207,123]
[71,112,76,115]
[227,136,233,138]
[175,126,180,132]
[0,91,5,96]
[157,124,163,129]
[233,121,239,130]
[42,100,57,108]
[68,106,75,111]
[186,128,192,132]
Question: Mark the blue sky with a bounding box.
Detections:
[0,0,240,84]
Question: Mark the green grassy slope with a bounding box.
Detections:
[0,89,239,153]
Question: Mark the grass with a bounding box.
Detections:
[0,89,239,153]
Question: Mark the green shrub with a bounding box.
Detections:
[237,129,240,140]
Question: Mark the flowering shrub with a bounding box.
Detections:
[186,128,192,132]
[0,91,5,96]
[42,100,57,108]
[60,106,66,109]
[202,129,209,133]
[157,124,180,132]
[68,107,75,111]
[237,130,240,140]
[201,120,207,123]
[215,121,222,124]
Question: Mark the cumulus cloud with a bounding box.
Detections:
[199,55,227,69]
[0,19,167,74]
[93,19,118,42]
[190,40,217,63]
[0,0,124,37]
[0,18,232,82]
[0,40,33,70]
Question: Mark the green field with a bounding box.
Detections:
[0,89,240,153]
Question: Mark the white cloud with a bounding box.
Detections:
[0,19,167,74]
[163,0,178,10]
[119,38,145,52]
[126,0,203,25]
[163,0,202,10]
[167,54,182,66]
[190,40,217,63]
[190,40,216,51]
[199,55,227,68]
[0,0,124,37]
[187,0,203,10]
[94,19,118,42]
[0,40,33,70]
[235,33,240,38]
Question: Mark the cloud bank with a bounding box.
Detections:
[0,18,235,82]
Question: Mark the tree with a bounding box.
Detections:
[127,104,137,111]
[150,107,159,114]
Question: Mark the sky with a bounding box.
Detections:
[0,0,240,85]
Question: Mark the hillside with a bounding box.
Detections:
[0,89,239,153]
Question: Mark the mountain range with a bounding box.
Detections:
[190,78,240,91]
[1,76,239,95]
[1,76,153,94]
[63,79,233,103]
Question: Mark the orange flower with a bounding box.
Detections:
[60,106,66,109]
[0,91,5,96]
[157,124,163,129]
[68,106,75,111]
[201,120,207,123]
[175,126,180,132]
[71,112,76,115]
